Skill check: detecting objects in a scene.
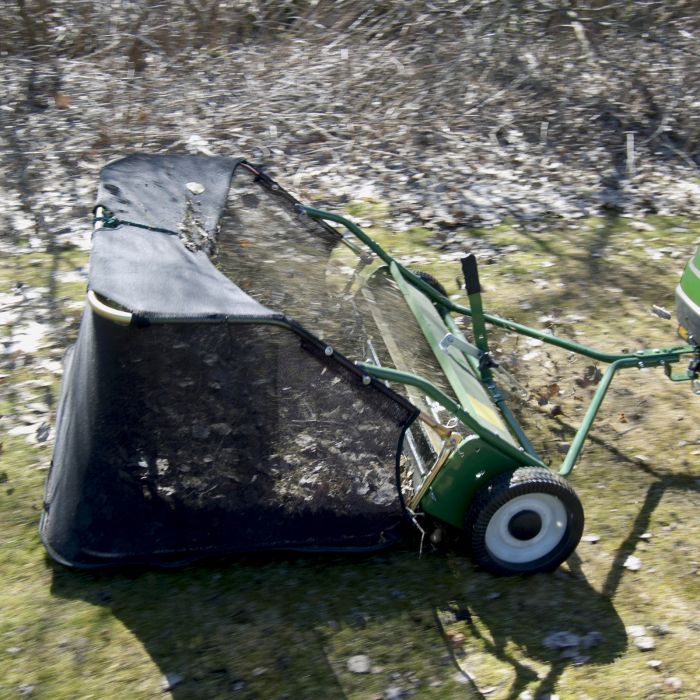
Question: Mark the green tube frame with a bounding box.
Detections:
[89,203,697,483]
[301,205,698,477]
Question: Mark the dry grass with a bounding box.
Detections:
[2,2,700,698]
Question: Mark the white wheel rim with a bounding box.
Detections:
[484,493,567,564]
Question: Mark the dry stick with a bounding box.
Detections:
[463,75,528,116]
[626,131,636,178]
[570,19,596,62]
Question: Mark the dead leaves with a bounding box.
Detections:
[536,382,561,405]
[53,93,71,109]
[575,365,603,388]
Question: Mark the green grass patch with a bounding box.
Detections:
[1,217,699,698]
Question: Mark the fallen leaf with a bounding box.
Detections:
[634,636,656,651]
[447,631,466,648]
[54,93,71,109]
[186,181,205,195]
[162,673,184,691]
[575,365,602,388]
[535,382,560,405]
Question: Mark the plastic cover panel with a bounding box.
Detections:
[42,309,415,566]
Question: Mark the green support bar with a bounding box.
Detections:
[447,301,695,365]
[557,359,626,476]
[557,349,694,475]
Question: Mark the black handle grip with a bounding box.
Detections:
[461,254,481,296]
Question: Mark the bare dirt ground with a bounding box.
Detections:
[4,1,700,250]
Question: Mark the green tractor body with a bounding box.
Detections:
[677,246,700,345]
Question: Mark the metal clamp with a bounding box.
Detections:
[440,332,497,372]
[417,411,458,440]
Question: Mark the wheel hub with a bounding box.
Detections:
[484,493,568,564]
[507,509,542,541]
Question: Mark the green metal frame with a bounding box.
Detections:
[300,205,698,526]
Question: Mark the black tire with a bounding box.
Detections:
[413,270,448,298]
[464,467,584,576]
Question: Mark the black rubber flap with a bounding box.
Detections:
[90,154,277,320]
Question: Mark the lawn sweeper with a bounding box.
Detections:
[41,154,700,574]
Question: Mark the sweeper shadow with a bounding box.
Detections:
[458,554,627,700]
[50,546,625,700]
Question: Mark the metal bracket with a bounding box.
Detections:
[663,352,700,384]
[417,412,458,440]
[690,354,700,394]
[478,352,499,373]
[689,354,700,374]
[439,332,479,358]
[408,431,463,510]
[440,332,498,372]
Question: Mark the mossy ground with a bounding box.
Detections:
[1,213,699,699]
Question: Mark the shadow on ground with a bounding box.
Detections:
[460,551,627,699]
[51,543,626,700]
[513,211,682,323]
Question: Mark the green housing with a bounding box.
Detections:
[677,246,700,343]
